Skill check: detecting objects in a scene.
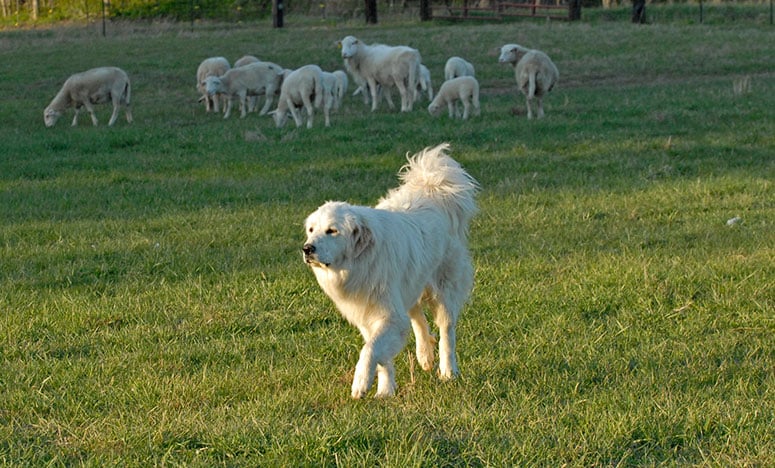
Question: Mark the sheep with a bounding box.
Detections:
[444,56,475,81]
[204,61,285,118]
[44,66,133,127]
[234,55,260,68]
[339,35,421,112]
[332,70,349,110]
[318,71,339,126]
[233,55,262,111]
[417,64,434,102]
[498,44,559,119]
[427,76,480,120]
[196,57,230,113]
[270,64,324,129]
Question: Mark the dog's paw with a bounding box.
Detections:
[351,376,370,399]
[416,334,437,371]
[438,363,460,381]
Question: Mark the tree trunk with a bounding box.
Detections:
[420,0,432,21]
[365,0,377,24]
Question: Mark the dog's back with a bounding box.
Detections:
[376,143,478,239]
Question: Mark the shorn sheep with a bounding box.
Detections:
[233,55,261,112]
[270,64,325,129]
[204,61,285,118]
[444,56,475,81]
[428,76,480,120]
[498,44,559,119]
[44,66,132,127]
[196,57,230,113]
[339,35,421,112]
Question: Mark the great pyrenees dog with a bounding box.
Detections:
[302,143,478,398]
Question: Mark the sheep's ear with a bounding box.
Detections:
[351,222,373,259]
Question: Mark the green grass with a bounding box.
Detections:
[1,13,774,465]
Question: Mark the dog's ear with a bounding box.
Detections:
[351,220,374,259]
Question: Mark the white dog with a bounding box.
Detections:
[302,143,478,398]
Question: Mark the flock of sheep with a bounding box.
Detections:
[43,35,560,128]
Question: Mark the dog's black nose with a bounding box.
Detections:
[302,244,315,255]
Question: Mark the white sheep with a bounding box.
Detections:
[444,56,475,81]
[427,76,480,120]
[270,64,324,129]
[234,55,260,67]
[204,61,285,118]
[332,70,349,110]
[498,44,559,119]
[339,35,421,112]
[44,66,133,127]
[196,57,230,113]
[318,71,339,126]
[233,55,262,111]
[417,64,433,102]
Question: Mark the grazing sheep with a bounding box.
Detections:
[417,64,434,102]
[318,71,340,126]
[270,64,324,129]
[234,55,262,111]
[428,76,480,120]
[498,44,559,119]
[44,66,133,127]
[234,55,260,67]
[197,57,230,113]
[204,61,285,118]
[339,35,421,112]
[444,56,475,81]
[332,70,349,110]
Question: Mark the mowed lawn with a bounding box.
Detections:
[1,13,773,465]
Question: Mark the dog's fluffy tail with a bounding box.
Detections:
[382,143,479,236]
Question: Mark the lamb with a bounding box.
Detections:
[234,55,260,67]
[270,64,324,129]
[339,35,421,112]
[204,61,285,118]
[44,66,133,127]
[196,57,230,113]
[498,44,559,119]
[444,56,475,81]
[332,70,349,110]
[318,71,339,126]
[418,64,433,101]
[427,76,480,120]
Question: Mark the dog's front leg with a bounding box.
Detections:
[351,320,407,398]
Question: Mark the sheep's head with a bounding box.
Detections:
[43,107,61,127]
[340,36,358,59]
[269,109,288,128]
[498,44,528,65]
[428,102,443,117]
[203,76,222,96]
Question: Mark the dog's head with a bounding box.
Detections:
[302,201,373,269]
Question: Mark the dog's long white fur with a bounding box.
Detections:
[303,143,478,398]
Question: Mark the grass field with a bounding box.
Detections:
[1,12,774,466]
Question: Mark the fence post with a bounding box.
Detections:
[568,0,581,21]
[273,0,283,27]
[420,0,432,21]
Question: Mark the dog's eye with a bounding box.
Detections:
[326,228,338,235]
[308,227,314,233]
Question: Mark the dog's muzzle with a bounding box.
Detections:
[302,243,320,265]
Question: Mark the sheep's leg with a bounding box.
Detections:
[71,107,80,126]
[536,96,545,118]
[125,102,133,124]
[223,97,233,119]
[302,97,315,129]
[287,98,303,128]
[83,102,99,126]
[323,100,331,127]
[447,101,455,119]
[395,80,411,112]
[462,99,470,120]
[381,86,395,109]
[259,94,274,116]
[525,96,534,120]
[368,79,380,112]
[238,92,249,118]
[108,97,121,126]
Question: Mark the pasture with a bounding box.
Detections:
[1,14,774,465]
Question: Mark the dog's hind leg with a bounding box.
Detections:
[409,301,436,372]
[433,252,474,380]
